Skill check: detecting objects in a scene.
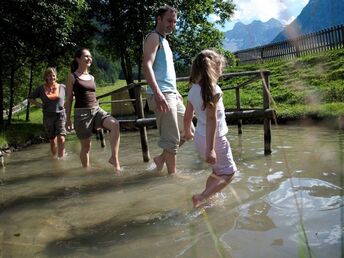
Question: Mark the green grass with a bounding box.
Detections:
[215,48,344,119]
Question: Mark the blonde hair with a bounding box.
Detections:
[43,67,57,82]
[189,49,226,110]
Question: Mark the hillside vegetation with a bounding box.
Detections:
[181,48,344,122]
[231,48,344,121]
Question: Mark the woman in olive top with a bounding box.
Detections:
[28,67,66,158]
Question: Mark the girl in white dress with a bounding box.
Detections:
[184,49,237,208]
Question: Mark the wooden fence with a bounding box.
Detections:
[234,24,344,64]
[97,70,275,162]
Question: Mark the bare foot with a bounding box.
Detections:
[192,194,207,208]
[109,157,121,172]
[153,155,164,172]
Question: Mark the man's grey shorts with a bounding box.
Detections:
[74,106,111,139]
[147,92,186,154]
[43,111,67,139]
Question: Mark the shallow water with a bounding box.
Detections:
[0,125,342,258]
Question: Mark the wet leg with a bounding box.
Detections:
[57,135,65,158]
[80,137,91,167]
[50,137,57,158]
[103,117,121,172]
[153,153,165,172]
[163,150,176,174]
[192,173,234,208]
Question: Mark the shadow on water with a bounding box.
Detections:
[41,194,240,258]
[42,207,187,256]
[0,167,69,186]
[3,154,50,166]
[0,169,171,213]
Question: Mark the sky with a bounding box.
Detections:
[211,0,310,32]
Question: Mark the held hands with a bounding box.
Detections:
[177,92,183,101]
[206,149,216,164]
[184,130,194,141]
[66,119,73,131]
[154,92,170,112]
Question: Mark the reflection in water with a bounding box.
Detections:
[235,201,276,231]
[0,125,342,258]
[267,178,342,211]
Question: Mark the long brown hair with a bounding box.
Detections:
[70,47,89,72]
[189,49,226,110]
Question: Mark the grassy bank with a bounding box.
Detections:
[227,48,344,120]
[1,48,343,149]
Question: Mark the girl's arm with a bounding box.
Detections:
[65,73,74,131]
[205,102,217,164]
[184,101,195,140]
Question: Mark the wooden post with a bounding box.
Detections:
[294,38,300,57]
[235,87,242,134]
[98,129,105,147]
[262,72,272,155]
[134,84,150,162]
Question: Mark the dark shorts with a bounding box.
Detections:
[74,106,111,139]
[43,112,67,139]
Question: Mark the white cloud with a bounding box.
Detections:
[233,0,288,23]
[208,13,220,23]
[215,0,309,31]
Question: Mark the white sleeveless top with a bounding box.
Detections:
[187,83,228,137]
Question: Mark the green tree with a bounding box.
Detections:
[89,0,235,107]
[91,0,235,81]
[0,0,94,125]
[172,0,235,67]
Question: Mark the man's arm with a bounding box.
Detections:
[142,33,169,112]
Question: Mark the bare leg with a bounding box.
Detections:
[50,137,57,158]
[80,138,91,168]
[102,117,121,171]
[192,172,235,208]
[153,153,165,172]
[163,150,176,174]
[57,135,65,158]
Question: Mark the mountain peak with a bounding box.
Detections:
[223,19,283,52]
[272,0,344,42]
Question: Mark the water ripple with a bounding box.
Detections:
[265,178,343,211]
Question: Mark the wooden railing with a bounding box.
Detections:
[97,70,275,162]
[234,24,344,64]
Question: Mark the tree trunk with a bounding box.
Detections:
[25,61,35,121]
[7,66,16,125]
[0,59,4,127]
[120,45,136,112]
